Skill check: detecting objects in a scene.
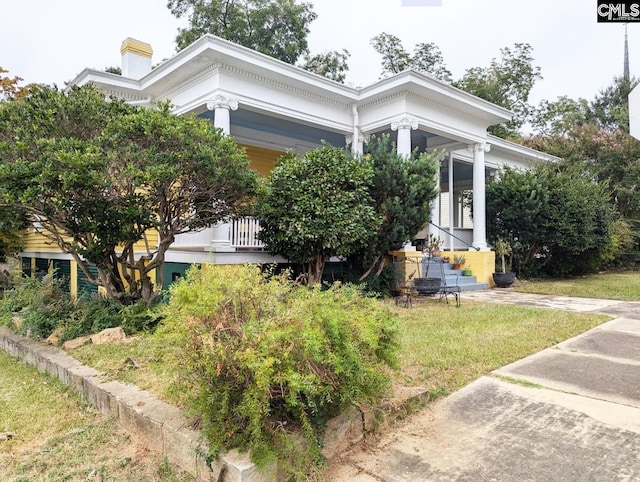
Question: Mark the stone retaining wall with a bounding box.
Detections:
[0,326,271,481]
[0,326,429,481]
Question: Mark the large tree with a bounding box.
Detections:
[299,49,350,83]
[526,76,640,230]
[167,0,317,64]
[167,0,352,82]
[0,66,28,102]
[257,146,380,286]
[486,165,615,277]
[453,43,542,139]
[0,85,257,302]
[0,67,30,261]
[349,134,441,280]
[586,75,637,133]
[529,95,589,138]
[370,33,452,82]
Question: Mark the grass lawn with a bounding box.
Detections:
[390,300,607,397]
[1,271,616,480]
[69,298,610,404]
[514,271,640,301]
[0,350,194,481]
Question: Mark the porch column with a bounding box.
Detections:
[391,117,418,158]
[349,105,364,157]
[210,222,235,252]
[468,142,490,250]
[345,135,364,157]
[206,95,238,135]
[448,152,455,251]
[429,159,441,241]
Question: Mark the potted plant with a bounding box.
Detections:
[426,234,443,259]
[453,254,466,270]
[492,237,516,288]
[462,266,472,276]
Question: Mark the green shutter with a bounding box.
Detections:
[52,260,71,293]
[77,264,99,298]
[21,257,32,278]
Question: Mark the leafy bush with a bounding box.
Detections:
[486,165,616,277]
[0,273,75,338]
[0,273,162,342]
[58,296,121,342]
[120,300,164,335]
[343,262,398,298]
[160,264,399,480]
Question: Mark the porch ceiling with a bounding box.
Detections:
[198,108,347,147]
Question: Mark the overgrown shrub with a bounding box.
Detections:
[0,273,75,338]
[343,262,398,298]
[0,273,162,342]
[160,264,399,480]
[120,300,164,335]
[58,296,121,342]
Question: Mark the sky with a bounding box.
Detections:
[0,0,634,112]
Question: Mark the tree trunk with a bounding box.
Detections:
[305,256,326,288]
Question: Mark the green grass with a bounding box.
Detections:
[0,350,194,481]
[390,300,607,397]
[513,271,640,300]
[69,298,610,406]
[2,270,620,479]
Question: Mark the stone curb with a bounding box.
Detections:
[0,326,428,480]
[0,326,271,482]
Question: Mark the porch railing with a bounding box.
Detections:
[171,217,264,251]
[231,217,264,249]
[430,222,478,251]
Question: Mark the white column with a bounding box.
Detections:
[206,95,238,135]
[468,142,491,251]
[429,160,441,241]
[350,105,364,157]
[345,135,364,157]
[210,222,235,252]
[448,152,455,251]
[391,117,418,158]
[391,117,419,251]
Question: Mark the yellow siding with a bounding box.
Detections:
[24,226,158,256]
[23,229,64,252]
[241,144,285,176]
[131,230,159,253]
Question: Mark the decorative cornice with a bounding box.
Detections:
[159,60,351,112]
[206,94,238,111]
[221,63,350,108]
[358,91,409,111]
[103,89,148,102]
[160,63,222,99]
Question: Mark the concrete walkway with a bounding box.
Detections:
[327,290,640,481]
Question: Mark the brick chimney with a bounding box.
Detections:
[120,38,153,79]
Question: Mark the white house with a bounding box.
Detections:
[22,35,559,291]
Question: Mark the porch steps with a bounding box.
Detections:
[424,261,488,292]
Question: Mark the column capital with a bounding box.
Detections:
[206,94,238,112]
[345,133,369,146]
[467,142,491,154]
[391,117,418,132]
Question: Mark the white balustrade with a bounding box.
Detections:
[172,218,264,251]
[231,217,264,249]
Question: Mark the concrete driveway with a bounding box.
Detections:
[327,291,640,481]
